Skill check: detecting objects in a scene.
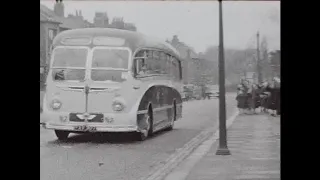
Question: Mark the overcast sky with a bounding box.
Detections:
[40,0,280,53]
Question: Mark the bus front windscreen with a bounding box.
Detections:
[51,47,88,81]
[91,48,129,82]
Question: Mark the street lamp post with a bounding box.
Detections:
[216,0,231,156]
[256,32,263,83]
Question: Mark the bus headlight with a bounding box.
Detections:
[112,98,126,112]
[112,102,124,111]
[51,99,62,110]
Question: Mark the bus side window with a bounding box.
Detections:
[145,50,154,73]
[172,57,180,81]
[169,56,177,80]
[134,50,147,76]
[135,50,146,58]
[166,54,171,75]
[136,50,169,76]
[144,50,160,74]
[152,51,161,73]
[159,52,168,74]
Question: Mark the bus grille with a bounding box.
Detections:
[69,113,104,123]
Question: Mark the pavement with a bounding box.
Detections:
[164,114,280,180]
[40,93,237,180]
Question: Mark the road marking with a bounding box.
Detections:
[140,109,239,180]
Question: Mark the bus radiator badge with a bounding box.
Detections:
[76,113,96,120]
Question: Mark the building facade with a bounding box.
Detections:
[168,35,199,84]
[40,4,61,66]
[40,6,60,89]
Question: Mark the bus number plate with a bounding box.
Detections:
[74,125,97,132]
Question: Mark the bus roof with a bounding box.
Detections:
[52,28,181,60]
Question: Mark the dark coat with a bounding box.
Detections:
[266,85,280,111]
[236,84,250,109]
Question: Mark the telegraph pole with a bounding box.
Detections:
[216,0,230,156]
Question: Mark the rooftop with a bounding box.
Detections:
[40,4,60,23]
[40,3,92,29]
[57,16,92,29]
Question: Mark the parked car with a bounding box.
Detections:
[193,86,202,100]
[183,84,194,101]
[206,85,219,98]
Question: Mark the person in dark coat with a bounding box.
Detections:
[265,78,280,116]
[274,78,281,115]
[236,79,250,114]
[259,81,271,113]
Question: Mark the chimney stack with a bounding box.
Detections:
[54,0,65,17]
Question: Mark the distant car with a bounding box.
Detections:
[193,86,202,100]
[206,85,219,98]
[182,85,194,101]
[209,91,219,98]
[203,91,218,99]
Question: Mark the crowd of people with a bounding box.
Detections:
[236,77,280,116]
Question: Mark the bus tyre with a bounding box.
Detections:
[137,111,153,141]
[167,104,176,131]
[55,130,69,140]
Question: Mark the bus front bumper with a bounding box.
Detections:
[41,112,139,133]
[43,123,138,132]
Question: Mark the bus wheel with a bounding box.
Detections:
[55,130,70,141]
[137,110,153,141]
[167,103,176,131]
